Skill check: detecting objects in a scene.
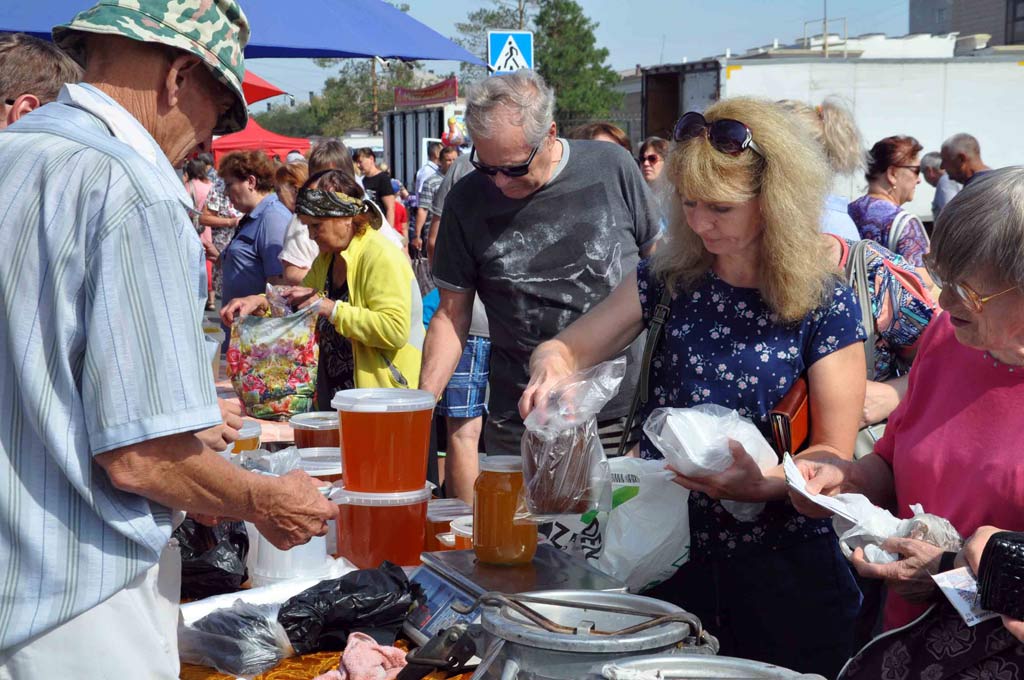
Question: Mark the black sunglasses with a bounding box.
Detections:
[470,144,540,177]
[639,154,662,165]
[896,164,921,176]
[673,111,764,157]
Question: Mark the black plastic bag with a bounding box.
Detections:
[178,600,293,677]
[277,562,424,655]
[174,518,249,599]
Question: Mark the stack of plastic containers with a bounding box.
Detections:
[425,498,472,551]
[330,388,436,568]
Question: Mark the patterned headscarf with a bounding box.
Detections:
[295,189,366,218]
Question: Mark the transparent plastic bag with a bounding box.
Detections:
[265,283,294,318]
[516,358,625,523]
[178,600,294,677]
[644,404,778,522]
[239,446,302,476]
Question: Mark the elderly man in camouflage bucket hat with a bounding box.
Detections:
[0,3,337,678]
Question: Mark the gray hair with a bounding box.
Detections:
[930,166,1024,289]
[941,133,981,159]
[464,70,555,147]
[921,151,943,171]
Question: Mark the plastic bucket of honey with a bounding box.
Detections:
[450,515,474,550]
[297,447,343,484]
[333,484,432,568]
[290,411,341,450]
[425,498,472,552]
[331,389,435,492]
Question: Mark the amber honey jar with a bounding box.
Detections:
[473,456,537,565]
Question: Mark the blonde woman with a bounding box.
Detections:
[519,98,866,677]
[779,97,864,241]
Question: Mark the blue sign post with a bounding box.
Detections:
[487,31,534,74]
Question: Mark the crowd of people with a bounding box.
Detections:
[2,2,1024,678]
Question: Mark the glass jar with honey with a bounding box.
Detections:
[474,456,537,566]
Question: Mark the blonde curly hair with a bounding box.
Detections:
[653,97,834,323]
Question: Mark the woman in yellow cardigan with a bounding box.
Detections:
[222,169,421,407]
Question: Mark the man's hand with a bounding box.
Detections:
[852,537,944,603]
[411,236,423,253]
[252,470,338,550]
[195,398,243,452]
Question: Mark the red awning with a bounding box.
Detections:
[243,70,286,105]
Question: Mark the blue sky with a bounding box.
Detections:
[248,0,909,109]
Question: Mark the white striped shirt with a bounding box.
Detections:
[0,84,221,649]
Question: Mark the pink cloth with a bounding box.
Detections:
[874,312,1024,629]
[312,632,407,680]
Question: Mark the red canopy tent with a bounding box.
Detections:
[212,118,310,165]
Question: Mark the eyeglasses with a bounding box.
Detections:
[929,264,1017,313]
[639,154,662,165]
[896,165,921,176]
[951,281,1016,313]
[672,111,764,157]
[470,144,540,177]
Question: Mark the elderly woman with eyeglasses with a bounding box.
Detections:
[793,167,1024,636]
[519,98,866,677]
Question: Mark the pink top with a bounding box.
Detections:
[875,312,1024,629]
[186,179,214,249]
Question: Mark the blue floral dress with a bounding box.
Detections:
[636,259,866,559]
[636,259,867,677]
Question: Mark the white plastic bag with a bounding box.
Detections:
[517,358,625,523]
[833,501,963,564]
[597,457,690,592]
[644,405,778,521]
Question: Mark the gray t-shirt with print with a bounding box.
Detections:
[432,138,661,425]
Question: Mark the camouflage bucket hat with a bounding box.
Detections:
[52,0,250,135]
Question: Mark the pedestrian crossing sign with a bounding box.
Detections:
[487,31,534,74]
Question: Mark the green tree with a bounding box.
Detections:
[254,103,325,138]
[454,0,538,84]
[534,0,621,124]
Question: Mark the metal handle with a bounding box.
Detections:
[457,592,710,642]
[499,658,520,680]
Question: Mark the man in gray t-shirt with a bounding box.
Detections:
[421,71,660,455]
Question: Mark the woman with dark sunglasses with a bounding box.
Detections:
[848,136,933,277]
[520,97,865,677]
[792,168,1024,673]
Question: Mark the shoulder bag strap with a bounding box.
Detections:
[846,239,877,380]
[616,283,673,456]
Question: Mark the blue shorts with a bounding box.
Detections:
[436,335,490,418]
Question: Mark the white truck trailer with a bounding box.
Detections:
[643,55,1024,220]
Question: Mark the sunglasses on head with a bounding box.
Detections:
[672,111,764,157]
[639,154,662,165]
[470,144,540,178]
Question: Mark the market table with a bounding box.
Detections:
[179,641,472,679]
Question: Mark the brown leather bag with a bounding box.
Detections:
[769,375,809,458]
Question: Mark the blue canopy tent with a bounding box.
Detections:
[2,0,483,63]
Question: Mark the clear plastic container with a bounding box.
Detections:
[450,515,474,550]
[474,456,537,565]
[290,411,341,450]
[297,447,343,484]
[425,498,472,552]
[331,389,435,492]
[232,420,262,453]
[245,521,329,587]
[333,484,432,568]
